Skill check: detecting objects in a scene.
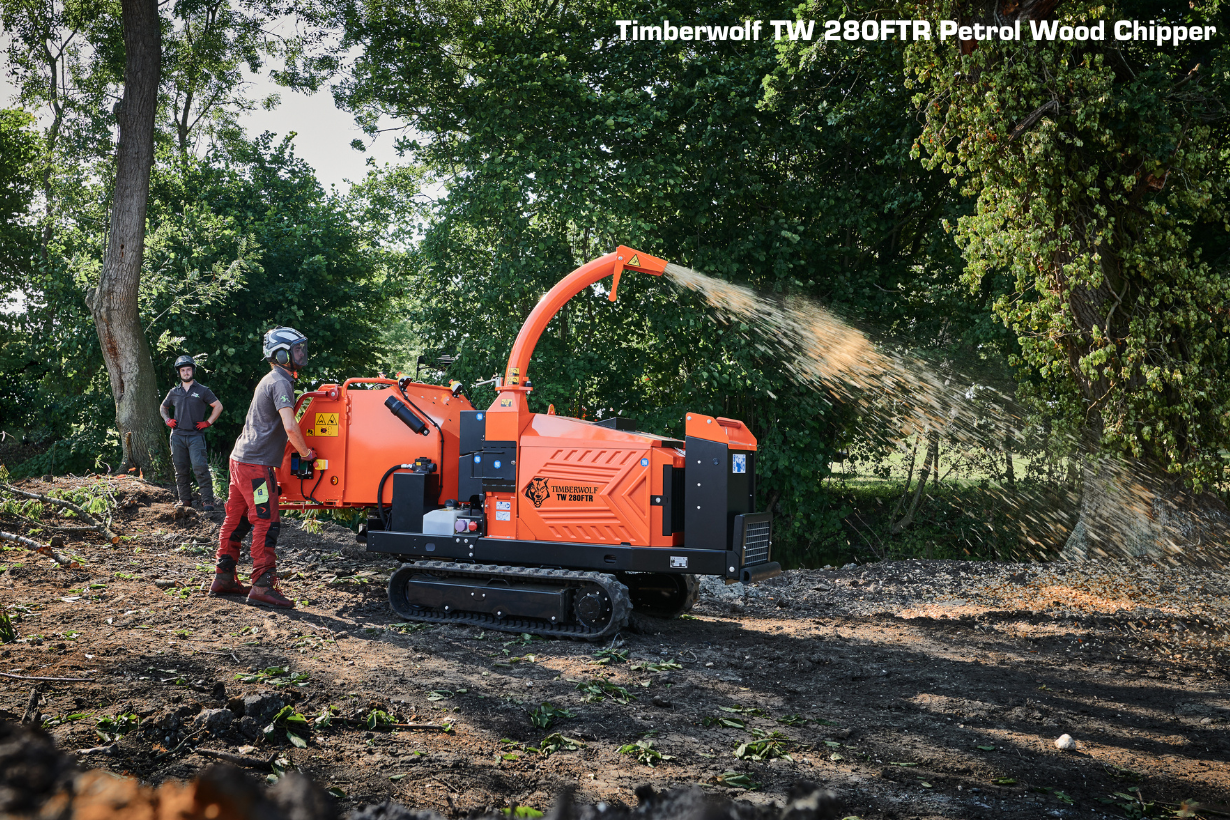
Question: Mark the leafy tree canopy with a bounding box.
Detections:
[905,0,1230,491]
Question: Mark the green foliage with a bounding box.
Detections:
[575,678,636,704]
[734,729,792,761]
[618,738,673,767]
[528,702,574,730]
[140,136,398,447]
[591,648,629,665]
[0,109,40,288]
[526,733,582,757]
[0,611,16,643]
[264,705,310,747]
[95,712,139,742]
[716,771,759,790]
[234,666,311,687]
[906,0,1230,489]
[365,709,395,730]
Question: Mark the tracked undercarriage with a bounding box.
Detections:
[387,562,701,639]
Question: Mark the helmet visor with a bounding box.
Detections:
[291,341,309,368]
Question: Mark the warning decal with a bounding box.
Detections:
[313,411,339,437]
[628,254,640,267]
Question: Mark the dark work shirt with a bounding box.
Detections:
[161,382,219,437]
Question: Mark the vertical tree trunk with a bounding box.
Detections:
[86,0,168,479]
[1062,458,1230,562]
[892,429,939,535]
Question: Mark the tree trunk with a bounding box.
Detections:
[86,0,168,479]
[1062,458,1230,563]
[892,429,939,535]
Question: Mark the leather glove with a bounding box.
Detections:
[195,421,211,431]
[166,418,177,428]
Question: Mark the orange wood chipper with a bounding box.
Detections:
[275,247,779,638]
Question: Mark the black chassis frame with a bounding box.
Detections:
[366,529,781,584]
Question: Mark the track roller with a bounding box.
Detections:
[387,561,631,640]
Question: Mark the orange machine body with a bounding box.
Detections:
[277,379,474,509]
[277,245,764,565]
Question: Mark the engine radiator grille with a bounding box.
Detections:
[741,516,771,566]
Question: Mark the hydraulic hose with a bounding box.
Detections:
[376,463,414,530]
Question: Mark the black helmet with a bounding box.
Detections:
[263,326,309,369]
[174,354,196,380]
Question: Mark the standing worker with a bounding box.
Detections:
[160,355,222,512]
[211,327,315,608]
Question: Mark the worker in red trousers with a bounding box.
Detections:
[211,327,314,608]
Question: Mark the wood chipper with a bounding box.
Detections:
[275,247,780,639]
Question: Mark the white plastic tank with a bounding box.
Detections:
[422,508,463,535]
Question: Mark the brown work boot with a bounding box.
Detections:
[208,557,250,596]
[246,571,294,609]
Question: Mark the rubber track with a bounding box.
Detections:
[387,561,632,641]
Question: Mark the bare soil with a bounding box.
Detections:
[2,475,1229,819]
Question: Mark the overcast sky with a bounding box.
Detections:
[236,69,406,193]
[0,59,405,194]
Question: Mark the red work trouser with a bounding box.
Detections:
[217,459,280,582]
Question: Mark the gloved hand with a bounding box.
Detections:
[166,418,177,428]
[301,448,316,462]
[195,421,211,431]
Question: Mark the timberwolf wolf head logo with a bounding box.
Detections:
[524,476,551,508]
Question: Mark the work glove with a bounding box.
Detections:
[195,421,211,431]
[301,448,316,462]
[166,418,177,428]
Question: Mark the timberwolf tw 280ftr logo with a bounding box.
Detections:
[524,477,551,508]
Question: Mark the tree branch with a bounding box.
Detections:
[0,484,118,542]
[1007,99,1059,143]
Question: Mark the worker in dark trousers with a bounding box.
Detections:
[160,355,222,511]
[211,327,314,608]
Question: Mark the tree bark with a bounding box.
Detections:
[1062,458,1230,563]
[87,0,169,479]
[892,429,939,535]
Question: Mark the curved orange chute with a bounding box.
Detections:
[500,246,667,388]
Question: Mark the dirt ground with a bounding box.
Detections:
[2,475,1229,819]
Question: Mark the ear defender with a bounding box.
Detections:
[276,349,290,365]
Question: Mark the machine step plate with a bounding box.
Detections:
[387,561,632,641]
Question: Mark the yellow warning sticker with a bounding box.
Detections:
[499,398,514,408]
[628,254,640,267]
[313,411,339,437]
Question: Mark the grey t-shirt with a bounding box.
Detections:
[230,367,297,466]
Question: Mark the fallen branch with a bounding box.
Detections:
[0,533,78,567]
[331,716,446,731]
[195,748,278,770]
[0,672,94,682]
[2,511,96,534]
[0,483,118,542]
[0,529,45,550]
[74,744,117,756]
